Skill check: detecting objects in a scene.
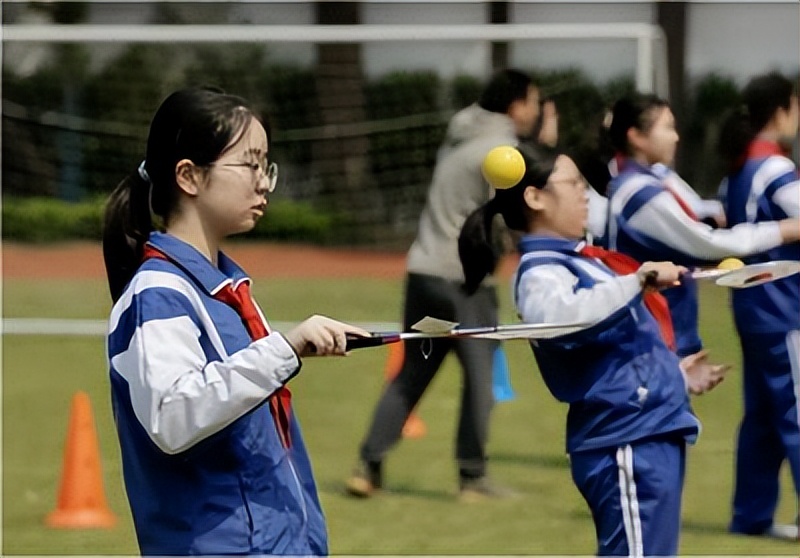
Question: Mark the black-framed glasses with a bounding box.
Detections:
[217,160,279,193]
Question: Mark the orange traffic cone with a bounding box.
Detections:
[46,391,117,528]
[384,341,427,439]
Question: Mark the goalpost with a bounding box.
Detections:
[3,22,668,95]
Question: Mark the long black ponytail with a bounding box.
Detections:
[718,72,795,173]
[459,144,558,294]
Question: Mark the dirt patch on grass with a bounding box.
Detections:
[3,241,520,281]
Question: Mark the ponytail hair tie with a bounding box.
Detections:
[137,160,152,184]
[137,160,156,217]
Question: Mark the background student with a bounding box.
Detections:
[717,71,800,542]
[604,93,800,357]
[346,69,553,501]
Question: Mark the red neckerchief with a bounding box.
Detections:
[579,244,677,352]
[143,245,293,448]
[746,139,786,159]
[733,138,789,171]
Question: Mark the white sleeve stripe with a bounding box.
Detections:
[772,180,800,218]
[516,262,641,327]
[627,193,783,259]
[519,250,616,282]
[750,157,797,221]
[610,175,655,215]
[109,269,229,360]
[111,315,298,454]
[753,157,795,194]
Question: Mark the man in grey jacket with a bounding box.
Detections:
[347,69,553,501]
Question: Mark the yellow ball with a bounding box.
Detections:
[718,257,745,270]
[482,146,526,190]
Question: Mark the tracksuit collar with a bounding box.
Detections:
[518,235,586,255]
[146,232,251,296]
[617,157,658,178]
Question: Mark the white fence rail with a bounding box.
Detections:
[2,23,668,95]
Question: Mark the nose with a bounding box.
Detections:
[254,173,269,195]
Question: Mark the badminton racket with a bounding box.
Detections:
[687,260,800,288]
[345,316,592,350]
[643,260,800,289]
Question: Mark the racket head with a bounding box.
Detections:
[715,261,800,289]
[454,322,594,340]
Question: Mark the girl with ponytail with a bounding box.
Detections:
[103,87,367,555]
[603,92,800,362]
[460,144,728,555]
[717,72,800,542]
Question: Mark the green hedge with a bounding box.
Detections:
[2,196,339,244]
[2,196,105,242]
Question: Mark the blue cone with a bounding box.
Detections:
[492,346,516,402]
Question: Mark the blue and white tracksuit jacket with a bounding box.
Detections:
[719,145,800,534]
[606,159,784,356]
[107,232,327,556]
[515,236,700,556]
[514,236,699,453]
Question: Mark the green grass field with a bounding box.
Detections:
[3,275,797,555]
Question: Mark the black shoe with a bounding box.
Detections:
[458,476,519,503]
[345,461,382,498]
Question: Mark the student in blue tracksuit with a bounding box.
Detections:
[102,87,367,556]
[604,93,800,358]
[459,145,728,556]
[717,72,800,542]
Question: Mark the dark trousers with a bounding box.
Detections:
[730,330,800,534]
[359,273,499,478]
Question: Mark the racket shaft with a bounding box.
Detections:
[345,333,401,350]
[346,331,452,350]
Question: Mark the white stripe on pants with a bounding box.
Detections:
[616,445,644,558]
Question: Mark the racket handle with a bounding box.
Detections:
[345,333,401,351]
[642,270,659,289]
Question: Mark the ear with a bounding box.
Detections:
[626,126,647,153]
[175,159,201,197]
[523,185,546,211]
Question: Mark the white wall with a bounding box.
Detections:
[4,2,798,85]
[361,2,490,78]
[686,2,799,84]
[228,2,315,66]
[511,2,655,82]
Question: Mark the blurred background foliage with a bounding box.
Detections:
[2,13,758,246]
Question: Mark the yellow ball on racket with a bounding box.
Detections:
[482,146,527,190]
[718,257,745,270]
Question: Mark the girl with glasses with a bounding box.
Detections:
[103,87,367,556]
